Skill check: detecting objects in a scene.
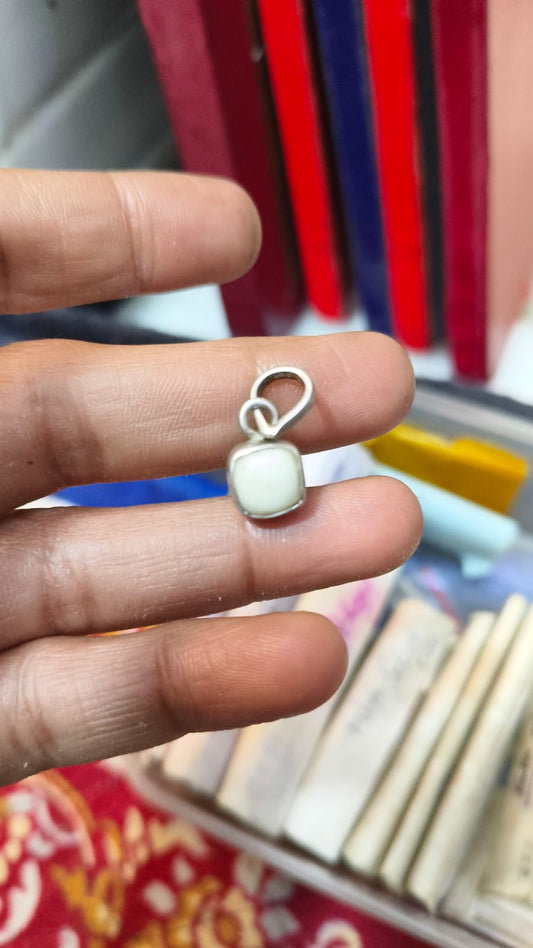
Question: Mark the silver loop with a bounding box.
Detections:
[239,397,279,440]
[249,366,315,440]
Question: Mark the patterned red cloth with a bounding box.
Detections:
[0,763,431,947]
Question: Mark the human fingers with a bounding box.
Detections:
[0,476,421,647]
[0,332,414,514]
[0,169,261,313]
[0,612,347,785]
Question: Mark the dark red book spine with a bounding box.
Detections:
[138,0,303,335]
[431,0,488,378]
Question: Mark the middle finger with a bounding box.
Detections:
[0,477,421,647]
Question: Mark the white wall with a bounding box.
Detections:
[0,0,177,169]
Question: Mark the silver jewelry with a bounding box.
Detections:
[227,367,315,519]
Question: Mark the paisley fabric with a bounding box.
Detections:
[0,763,430,947]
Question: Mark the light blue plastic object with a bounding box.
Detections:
[375,463,521,578]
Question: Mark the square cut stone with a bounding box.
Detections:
[228,441,305,519]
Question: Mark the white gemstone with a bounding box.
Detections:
[229,441,305,519]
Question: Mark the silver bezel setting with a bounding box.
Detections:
[227,439,306,520]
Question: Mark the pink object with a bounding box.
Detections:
[432,0,533,379]
[487,0,533,375]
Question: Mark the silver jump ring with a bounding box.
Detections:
[238,397,279,440]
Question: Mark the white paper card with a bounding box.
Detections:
[380,594,528,893]
[482,697,533,902]
[163,730,240,797]
[407,605,533,911]
[217,571,399,835]
[344,610,495,876]
[283,599,457,863]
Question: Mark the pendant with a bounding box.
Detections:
[227,367,315,520]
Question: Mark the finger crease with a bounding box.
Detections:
[0,234,14,312]
[36,512,100,636]
[154,633,200,734]
[237,518,263,606]
[0,646,57,777]
[24,344,107,487]
[106,174,153,296]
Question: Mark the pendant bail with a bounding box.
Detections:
[247,366,314,441]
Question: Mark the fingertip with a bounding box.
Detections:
[363,332,416,428]
[223,610,349,717]
[105,170,263,296]
[285,475,423,592]
[183,174,263,284]
[372,474,423,567]
[301,331,415,447]
[163,611,349,730]
[277,612,349,712]
[214,178,263,280]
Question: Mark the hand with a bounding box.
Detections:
[0,169,421,785]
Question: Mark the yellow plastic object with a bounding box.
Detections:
[365,424,528,513]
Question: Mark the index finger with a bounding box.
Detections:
[0,169,261,313]
[0,332,414,513]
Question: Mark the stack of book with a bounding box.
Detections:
[141,583,533,948]
[138,0,533,380]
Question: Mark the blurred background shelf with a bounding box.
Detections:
[117,284,533,404]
